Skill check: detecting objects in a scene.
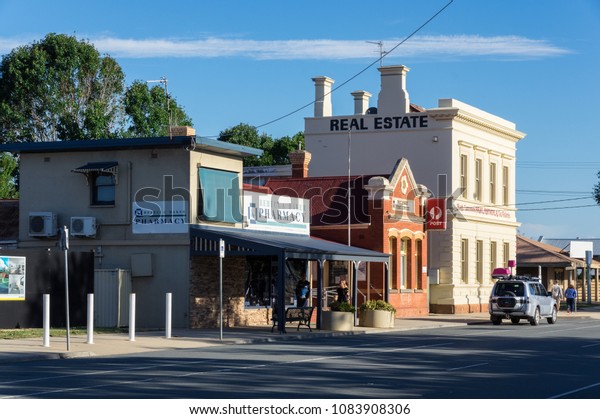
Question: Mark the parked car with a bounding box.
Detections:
[489,276,557,326]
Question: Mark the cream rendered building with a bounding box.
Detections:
[305,65,526,314]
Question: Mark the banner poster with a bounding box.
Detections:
[0,256,26,300]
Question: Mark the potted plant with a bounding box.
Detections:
[359,299,396,328]
[321,301,355,331]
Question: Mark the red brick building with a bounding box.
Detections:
[265,150,429,317]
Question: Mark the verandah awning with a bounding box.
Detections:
[190,224,390,263]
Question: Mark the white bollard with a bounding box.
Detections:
[87,293,94,344]
[165,292,172,339]
[129,293,136,341]
[43,294,50,347]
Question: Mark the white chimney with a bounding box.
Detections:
[377,65,410,114]
[351,90,372,115]
[312,76,334,117]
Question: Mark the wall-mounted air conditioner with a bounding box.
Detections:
[70,217,97,238]
[29,212,58,237]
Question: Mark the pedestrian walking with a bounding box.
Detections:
[564,282,577,314]
[551,280,564,311]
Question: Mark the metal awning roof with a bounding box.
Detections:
[72,161,118,175]
[190,225,390,263]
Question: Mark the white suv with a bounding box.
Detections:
[489,277,557,326]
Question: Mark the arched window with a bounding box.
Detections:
[400,238,410,289]
[415,239,423,289]
[389,237,398,290]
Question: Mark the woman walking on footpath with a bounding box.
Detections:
[551,280,564,312]
[564,282,577,314]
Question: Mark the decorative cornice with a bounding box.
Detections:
[428,108,525,142]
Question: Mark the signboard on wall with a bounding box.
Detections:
[569,241,594,259]
[426,198,447,231]
[132,200,188,234]
[0,256,26,300]
[243,191,310,235]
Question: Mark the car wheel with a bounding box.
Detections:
[529,308,540,326]
[547,306,557,324]
[491,316,502,325]
[511,318,520,324]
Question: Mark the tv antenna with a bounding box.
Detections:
[146,76,173,138]
[366,41,387,67]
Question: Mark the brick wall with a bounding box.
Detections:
[189,256,273,328]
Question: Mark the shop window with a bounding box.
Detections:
[243,257,309,308]
[198,167,241,223]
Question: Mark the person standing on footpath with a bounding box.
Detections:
[564,282,577,314]
[551,280,564,312]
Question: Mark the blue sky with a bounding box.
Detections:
[1,0,599,240]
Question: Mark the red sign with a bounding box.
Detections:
[426,198,447,231]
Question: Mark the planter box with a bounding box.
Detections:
[359,310,394,328]
[321,311,354,331]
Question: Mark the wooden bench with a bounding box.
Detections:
[271,306,314,332]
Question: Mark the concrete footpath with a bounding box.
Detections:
[2,308,599,364]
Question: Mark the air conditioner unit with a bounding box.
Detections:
[29,212,58,237]
[70,217,97,237]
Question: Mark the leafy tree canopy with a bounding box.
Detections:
[218,123,304,167]
[0,33,193,143]
[124,80,192,138]
[594,171,600,205]
[0,153,18,198]
[0,33,125,142]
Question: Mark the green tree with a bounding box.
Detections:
[218,123,304,167]
[0,153,18,198]
[270,132,305,165]
[594,171,600,205]
[0,33,125,142]
[124,80,193,138]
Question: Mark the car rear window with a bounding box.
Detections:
[495,282,525,297]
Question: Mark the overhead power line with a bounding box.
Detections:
[253,0,455,130]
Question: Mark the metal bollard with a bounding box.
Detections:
[129,293,136,342]
[87,293,94,344]
[43,294,50,347]
[165,293,172,339]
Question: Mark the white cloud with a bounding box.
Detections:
[0,35,571,60]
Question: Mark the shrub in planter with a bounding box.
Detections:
[331,301,356,313]
[322,301,355,331]
[359,299,396,328]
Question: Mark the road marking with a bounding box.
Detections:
[548,381,600,399]
[581,342,600,348]
[447,362,489,371]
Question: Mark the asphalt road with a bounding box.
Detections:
[1,316,599,399]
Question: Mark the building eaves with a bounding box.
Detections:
[0,136,262,158]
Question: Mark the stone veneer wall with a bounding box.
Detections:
[189,256,273,328]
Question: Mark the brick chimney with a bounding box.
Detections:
[312,76,334,117]
[289,149,312,178]
[169,126,196,136]
[377,65,410,114]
